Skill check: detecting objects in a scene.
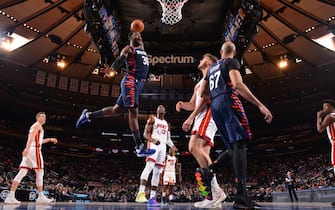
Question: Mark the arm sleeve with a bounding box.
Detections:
[226,58,241,72]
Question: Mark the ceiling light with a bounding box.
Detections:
[0,36,13,51]
[312,32,335,52]
[56,60,66,68]
[0,33,32,52]
[278,60,288,68]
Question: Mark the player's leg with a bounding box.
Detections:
[200,142,227,208]
[130,80,155,156]
[188,135,210,168]
[4,168,28,204]
[128,107,155,156]
[148,147,165,206]
[168,184,174,204]
[148,165,162,207]
[162,184,169,204]
[76,77,128,128]
[35,169,54,203]
[76,100,123,128]
[136,160,155,202]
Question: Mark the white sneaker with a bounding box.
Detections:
[4,195,21,204]
[36,196,55,204]
[194,199,211,208]
[212,189,227,206]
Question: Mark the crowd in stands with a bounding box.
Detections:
[0,143,334,203]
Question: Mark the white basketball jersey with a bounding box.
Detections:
[151,117,169,145]
[195,79,206,112]
[165,154,176,172]
[29,123,44,148]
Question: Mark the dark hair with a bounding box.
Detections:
[322,99,335,108]
[203,53,218,63]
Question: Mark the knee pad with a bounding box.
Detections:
[140,161,155,180]
[35,170,44,186]
[14,169,28,183]
[151,166,162,187]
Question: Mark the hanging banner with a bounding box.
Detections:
[46,73,57,88]
[90,82,99,95]
[69,78,79,92]
[111,85,120,97]
[100,84,110,97]
[35,71,46,85]
[58,76,68,90]
[80,81,89,94]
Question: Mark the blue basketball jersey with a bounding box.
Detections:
[126,47,149,80]
[205,58,240,99]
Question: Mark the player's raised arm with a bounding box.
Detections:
[176,89,196,112]
[143,114,155,141]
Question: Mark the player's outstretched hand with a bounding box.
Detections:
[182,118,193,132]
[259,105,273,124]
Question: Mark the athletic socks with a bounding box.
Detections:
[88,110,103,119]
[132,130,142,147]
[139,185,146,193]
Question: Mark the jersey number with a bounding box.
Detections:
[142,56,149,66]
[209,71,220,90]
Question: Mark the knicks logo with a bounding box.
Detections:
[0,190,9,200]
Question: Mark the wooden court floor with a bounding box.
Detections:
[1,202,335,210]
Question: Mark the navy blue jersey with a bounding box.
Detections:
[126,47,149,80]
[205,58,240,99]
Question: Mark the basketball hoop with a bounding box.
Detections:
[157,0,188,25]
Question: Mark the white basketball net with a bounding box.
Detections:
[157,0,188,25]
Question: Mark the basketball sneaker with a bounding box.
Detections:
[147,197,160,207]
[135,192,148,203]
[194,199,211,208]
[233,194,261,209]
[36,196,55,204]
[136,143,156,157]
[212,188,227,207]
[4,195,21,204]
[76,109,91,128]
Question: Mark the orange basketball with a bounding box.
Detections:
[130,19,144,33]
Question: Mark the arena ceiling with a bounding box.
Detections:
[0,0,335,157]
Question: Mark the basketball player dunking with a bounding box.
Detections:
[76,31,155,157]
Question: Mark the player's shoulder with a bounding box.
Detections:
[30,122,42,131]
[225,57,239,64]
